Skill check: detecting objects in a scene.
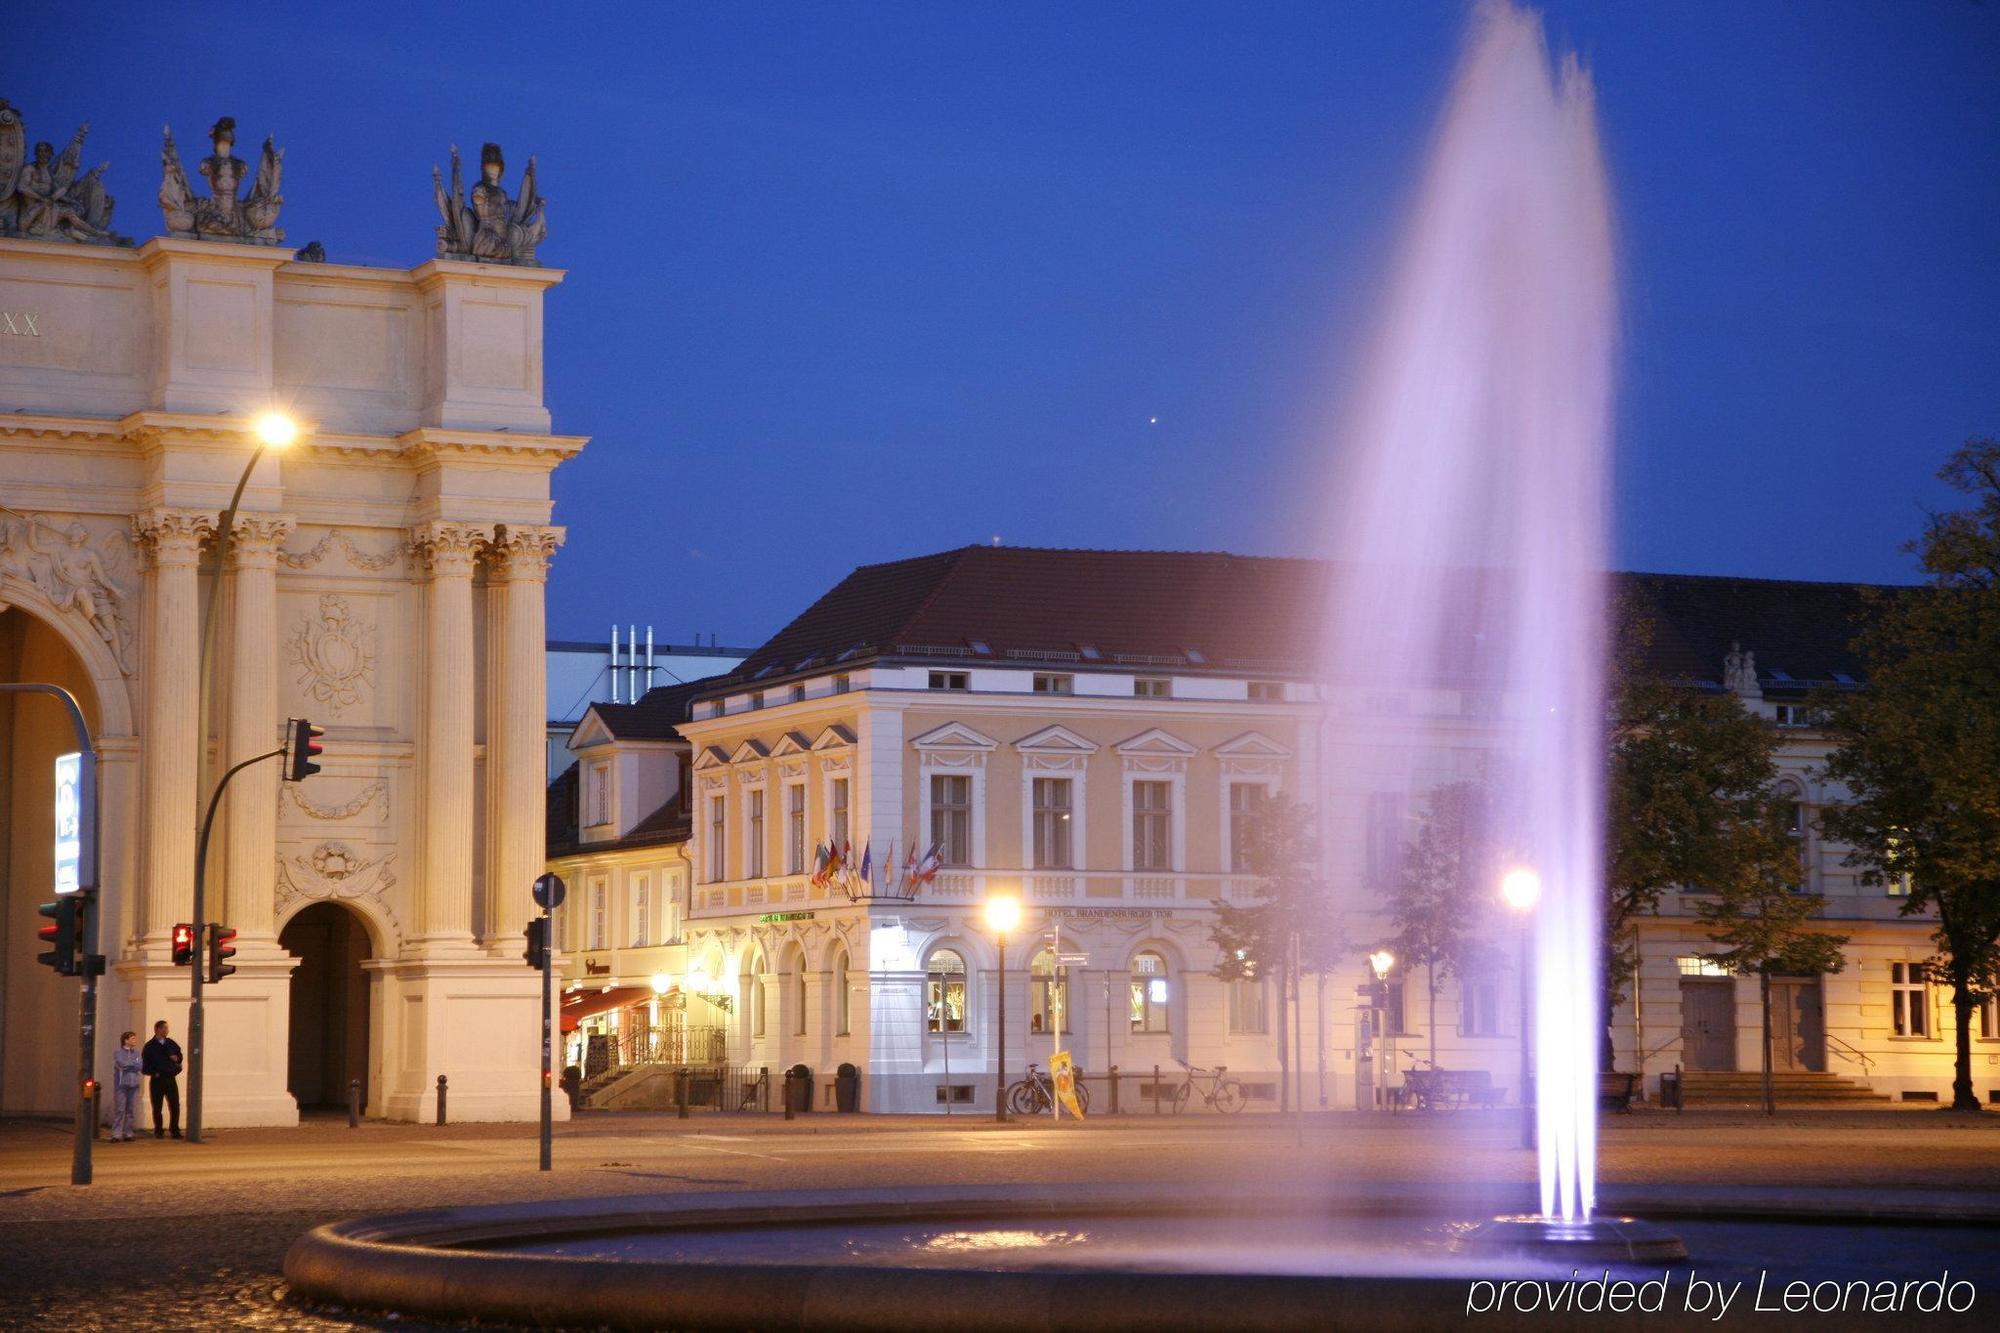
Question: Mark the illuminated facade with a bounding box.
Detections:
[1,229,581,1125]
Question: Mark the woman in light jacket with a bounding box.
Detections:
[111,1030,143,1141]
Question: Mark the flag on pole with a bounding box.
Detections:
[858,840,872,885]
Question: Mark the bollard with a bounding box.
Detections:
[435,1074,447,1126]
[783,1068,795,1121]
[677,1066,689,1120]
[87,1081,100,1141]
[760,1066,770,1114]
[1154,1064,1161,1115]
[347,1078,360,1129]
[1109,1065,1120,1115]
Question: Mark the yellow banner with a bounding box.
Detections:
[1051,1050,1085,1119]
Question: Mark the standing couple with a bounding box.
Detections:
[109,1019,183,1140]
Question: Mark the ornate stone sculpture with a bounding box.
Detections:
[433,142,545,265]
[0,515,134,671]
[160,117,285,244]
[0,99,128,245]
[288,593,377,713]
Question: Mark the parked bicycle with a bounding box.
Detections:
[1172,1060,1246,1114]
[1006,1062,1090,1116]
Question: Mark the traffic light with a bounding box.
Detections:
[523,918,548,970]
[171,922,197,967]
[206,923,238,984]
[37,897,80,975]
[285,718,325,782]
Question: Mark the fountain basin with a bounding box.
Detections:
[283,1183,1996,1331]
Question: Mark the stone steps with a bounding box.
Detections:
[1677,1070,1889,1104]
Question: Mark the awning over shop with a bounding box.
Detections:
[560,985,652,1032]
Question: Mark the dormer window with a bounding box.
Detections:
[929,671,969,692]
[586,763,610,828]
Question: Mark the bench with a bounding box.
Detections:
[1599,1070,1638,1114]
[1402,1067,1505,1112]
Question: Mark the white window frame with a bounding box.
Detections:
[926,946,969,1035]
[1216,732,1289,875]
[785,782,808,876]
[834,947,851,1035]
[587,876,608,951]
[912,722,995,869]
[1029,947,1070,1034]
[630,874,652,947]
[826,772,851,852]
[1032,672,1074,694]
[1130,949,1171,1033]
[1892,961,1931,1038]
[1130,778,1175,872]
[706,793,727,882]
[930,773,974,867]
[1016,725,1095,875]
[587,762,611,828]
[744,783,767,879]
[1227,975,1268,1034]
[1115,729,1193,874]
[1225,780,1276,874]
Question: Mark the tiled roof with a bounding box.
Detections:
[582,677,724,743]
[709,545,1898,695]
[727,545,1327,684]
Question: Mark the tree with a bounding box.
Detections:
[1819,441,2000,1112]
[1604,607,1792,1063]
[1209,800,1341,1113]
[1386,781,1503,1072]
[1692,802,1848,1116]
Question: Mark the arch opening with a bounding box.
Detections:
[279,901,375,1112]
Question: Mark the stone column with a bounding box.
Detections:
[410,522,488,947]
[133,509,212,941]
[222,514,294,937]
[482,524,563,948]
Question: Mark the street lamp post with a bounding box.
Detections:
[187,410,297,1145]
[1501,866,1542,1153]
[1368,949,1395,1111]
[985,894,1022,1122]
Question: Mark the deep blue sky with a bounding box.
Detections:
[14,2,1998,645]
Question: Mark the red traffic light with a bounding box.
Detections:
[207,923,238,984]
[37,897,80,976]
[285,718,325,782]
[171,922,196,967]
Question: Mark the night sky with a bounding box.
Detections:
[11,2,1997,645]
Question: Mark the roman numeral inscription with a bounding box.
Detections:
[1,312,43,337]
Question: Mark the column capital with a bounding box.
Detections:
[132,508,215,568]
[489,523,565,583]
[223,513,297,570]
[408,521,491,578]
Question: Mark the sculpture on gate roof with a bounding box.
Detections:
[432,142,545,265]
[0,99,128,245]
[160,116,286,244]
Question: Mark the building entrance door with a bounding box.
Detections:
[1768,976,1826,1073]
[280,902,372,1110]
[1679,979,1736,1071]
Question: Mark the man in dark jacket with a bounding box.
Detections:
[141,1019,183,1139]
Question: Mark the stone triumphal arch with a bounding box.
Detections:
[2,131,584,1123]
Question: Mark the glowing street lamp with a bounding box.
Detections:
[1367,949,1395,1111]
[187,409,300,1145]
[1501,865,1540,1151]
[985,894,1022,1122]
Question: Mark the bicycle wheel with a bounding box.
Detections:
[1006,1080,1037,1116]
[1172,1080,1193,1113]
[1211,1078,1247,1114]
[1072,1080,1091,1115]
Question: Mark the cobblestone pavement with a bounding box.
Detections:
[1,1108,1996,1330]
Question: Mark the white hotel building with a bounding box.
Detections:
[550,547,1986,1113]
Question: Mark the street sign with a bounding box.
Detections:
[532,872,567,910]
[53,750,92,894]
[1056,952,1090,966]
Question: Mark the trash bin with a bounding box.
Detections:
[787,1063,814,1113]
[1659,1070,1681,1110]
[835,1062,860,1112]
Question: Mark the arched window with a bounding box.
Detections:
[1029,948,1069,1034]
[749,950,767,1037]
[927,948,967,1034]
[1129,951,1170,1033]
[834,948,851,1035]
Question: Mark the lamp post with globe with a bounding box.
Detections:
[1368,948,1395,1110]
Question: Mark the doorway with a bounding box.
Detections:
[1768,976,1826,1073]
[1679,979,1736,1071]
[280,902,371,1110]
